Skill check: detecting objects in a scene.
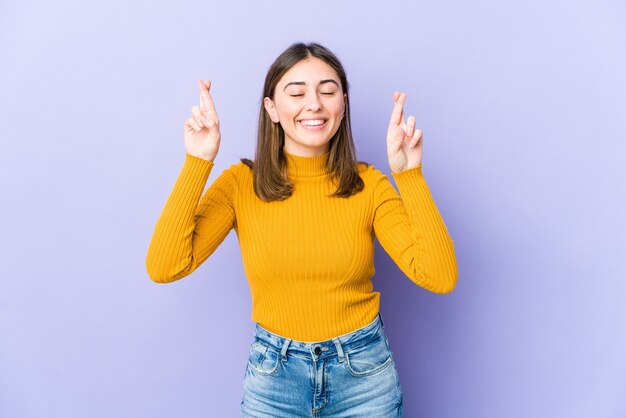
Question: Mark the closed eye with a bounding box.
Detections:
[289,92,336,97]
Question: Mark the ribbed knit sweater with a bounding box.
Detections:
[145,148,457,342]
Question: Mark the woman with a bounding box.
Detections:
[146,42,457,417]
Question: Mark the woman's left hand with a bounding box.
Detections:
[386,91,423,173]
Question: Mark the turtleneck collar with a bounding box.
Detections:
[284,148,330,178]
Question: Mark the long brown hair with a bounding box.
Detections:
[240,42,370,201]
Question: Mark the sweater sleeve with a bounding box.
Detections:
[145,154,236,283]
[372,164,458,293]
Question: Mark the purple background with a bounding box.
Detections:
[1,1,625,417]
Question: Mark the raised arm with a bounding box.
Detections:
[374,90,457,293]
[145,80,235,283]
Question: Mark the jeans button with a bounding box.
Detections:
[314,346,322,355]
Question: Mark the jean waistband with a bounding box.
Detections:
[253,312,386,363]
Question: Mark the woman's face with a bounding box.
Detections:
[264,57,347,157]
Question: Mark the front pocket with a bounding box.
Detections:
[344,334,393,377]
[247,340,281,376]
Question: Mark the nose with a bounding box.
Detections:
[305,94,323,111]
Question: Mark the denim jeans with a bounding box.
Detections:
[240,312,403,417]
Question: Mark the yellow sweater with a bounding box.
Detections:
[146,149,457,342]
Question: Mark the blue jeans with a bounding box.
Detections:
[240,313,403,417]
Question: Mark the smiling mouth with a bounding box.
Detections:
[298,119,328,129]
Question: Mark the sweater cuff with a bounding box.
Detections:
[175,153,215,193]
[391,163,423,180]
[390,163,428,197]
[185,153,215,169]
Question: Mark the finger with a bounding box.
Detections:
[192,105,212,128]
[411,128,423,147]
[197,80,206,111]
[199,79,217,113]
[185,117,201,132]
[394,125,406,142]
[197,80,211,112]
[406,115,416,138]
[399,93,407,126]
[191,105,206,127]
[388,92,406,127]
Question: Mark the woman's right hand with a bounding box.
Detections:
[184,80,221,162]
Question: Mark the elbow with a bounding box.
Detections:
[434,275,457,294]
[410,241,458,294]
[416,264,458,294]
[433,249,458,294]
[147,271,173,284]
[145,257,177,284]
[146,265,172,284]
[145,254,194,284]
[435,264,458,294]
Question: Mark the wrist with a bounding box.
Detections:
[392,163,423,175]
[186,152,215,163]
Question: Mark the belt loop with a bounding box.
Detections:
[332,337,345,363]
[280,338,291,362]
[378,312,385,328]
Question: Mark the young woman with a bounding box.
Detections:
[146,42,458,417]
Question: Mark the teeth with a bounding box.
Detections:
[300,119,326,126]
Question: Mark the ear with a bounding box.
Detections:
[263,97,279,123]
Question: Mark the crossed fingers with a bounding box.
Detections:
[194,80,218,128]
[389,91,419,144]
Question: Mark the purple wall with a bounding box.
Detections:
[1,1,625,417]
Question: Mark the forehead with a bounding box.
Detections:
[278,57,340,86]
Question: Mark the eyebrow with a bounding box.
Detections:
[283,79,339,91]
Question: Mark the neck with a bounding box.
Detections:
[284,147,330,178]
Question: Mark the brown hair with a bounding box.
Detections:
[240,41,370,201]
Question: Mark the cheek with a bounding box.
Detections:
[276,103,300,122]
[276,108,300,132]
[329,100,345,118]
